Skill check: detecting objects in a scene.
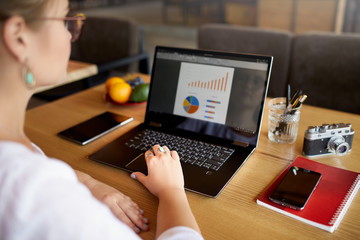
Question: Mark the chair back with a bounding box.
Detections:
[288,32,360,114]
[71,16,140,73]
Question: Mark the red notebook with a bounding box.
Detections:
[257,156,360,232]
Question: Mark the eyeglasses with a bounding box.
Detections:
[40,13,86,42]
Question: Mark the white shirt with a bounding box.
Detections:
[0,141,203,240]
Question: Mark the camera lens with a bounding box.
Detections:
[328,136,350,156]
[336,142,349,155]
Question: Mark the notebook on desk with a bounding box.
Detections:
[89,46,273,197]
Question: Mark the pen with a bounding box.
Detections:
[285,94,307,114]
[294,94,307,108]
[286,84,291,108]
[290,94,307,114]
[291,96,301,109]
[290,89,303,105]
[284,84,291,114]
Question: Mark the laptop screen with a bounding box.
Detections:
[146,47,272,147]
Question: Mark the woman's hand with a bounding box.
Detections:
[130,145,201,238]
[75,170,149,233]
[130,145,184,197]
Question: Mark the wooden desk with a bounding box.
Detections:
[25,78,360,239]
[35,60,98,93]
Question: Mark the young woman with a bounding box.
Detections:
[0,0,202,239]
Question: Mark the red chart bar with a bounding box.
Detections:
[221,77,224,91]
[224,72,228,92]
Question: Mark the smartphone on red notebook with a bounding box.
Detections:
[269,166,321,210]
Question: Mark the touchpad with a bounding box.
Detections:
[125,153,148,175]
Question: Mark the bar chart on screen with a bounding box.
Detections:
[173,62,234,124]
[187,72,229,92]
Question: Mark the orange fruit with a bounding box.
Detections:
[108,82,132,104]
[105,76,125,93]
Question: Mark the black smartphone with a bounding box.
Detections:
[57,111,133,145]
[269,166,321,210]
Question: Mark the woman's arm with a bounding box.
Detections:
[156,189,200,238]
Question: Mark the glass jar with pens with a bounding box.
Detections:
[268,89,307,144]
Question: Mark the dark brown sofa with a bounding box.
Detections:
[198,24,360,114]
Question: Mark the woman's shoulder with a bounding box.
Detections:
[0,140,42,166]
[0,140,76,181]
[0,140,42,157]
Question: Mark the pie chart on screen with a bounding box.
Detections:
[183,96,199,114]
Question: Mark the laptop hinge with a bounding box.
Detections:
[232,141,249,148]
[149,121,162,128]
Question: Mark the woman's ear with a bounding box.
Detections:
[2,16,28,62]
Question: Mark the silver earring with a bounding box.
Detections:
[22,60,36,89]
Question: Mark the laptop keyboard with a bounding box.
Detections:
[125,129,235,171]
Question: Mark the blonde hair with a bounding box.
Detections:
[0,0,48,23]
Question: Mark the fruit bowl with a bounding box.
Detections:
[104,75,149,105]
[104,93,146,106]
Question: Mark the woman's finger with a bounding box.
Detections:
[162,145,171,156]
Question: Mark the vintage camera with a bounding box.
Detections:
[303,123,354,157]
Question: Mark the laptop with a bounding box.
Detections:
[89,46,273,197]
